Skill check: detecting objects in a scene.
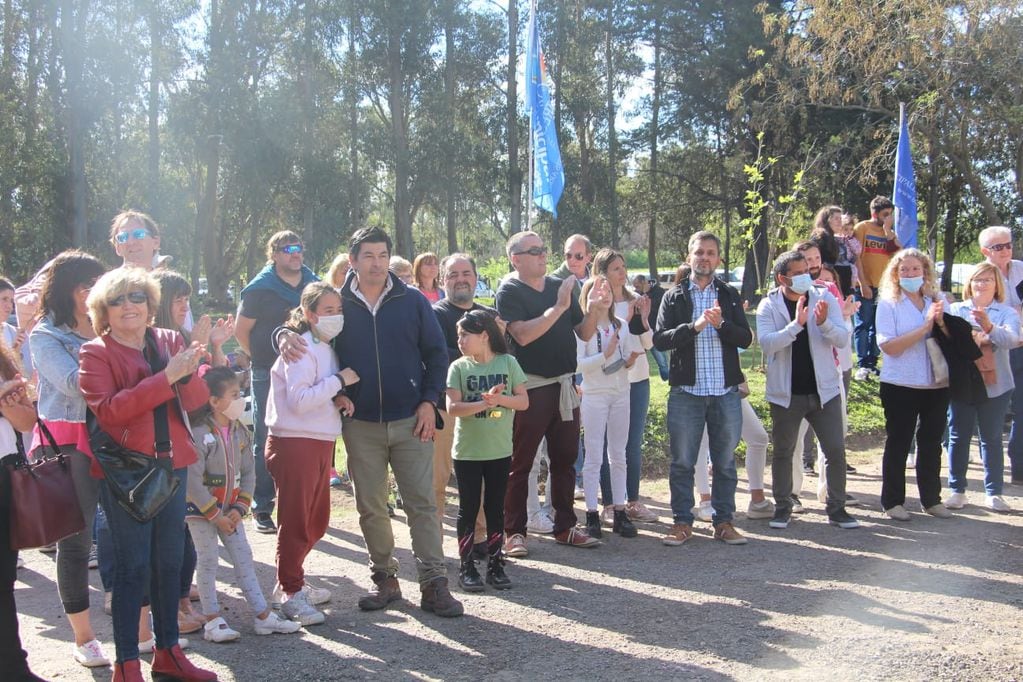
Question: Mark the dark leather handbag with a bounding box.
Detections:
[90,331,180,524]
[6,420,86,550]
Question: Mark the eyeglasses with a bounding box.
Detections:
[972,278,996,286]
[108,291,149,307]
[513,246,547,257]
[278,244,303,254]
[565,252,587,261]
[114,228,152,244]
[987,242,1013,252]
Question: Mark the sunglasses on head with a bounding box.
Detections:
[513,246,547,257]
[565,252,587,261]
[278,244,303,254]
[987,242,1013,252]
[114,228,151,244]
[108,291,149,307]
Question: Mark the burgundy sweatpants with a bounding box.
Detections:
[504,383,580,536]
[265,435,333,595]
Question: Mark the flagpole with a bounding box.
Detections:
[525,0,535,232]
[894,102,905,233]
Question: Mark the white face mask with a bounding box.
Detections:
[314,314,344,341]
[221,396,246,422]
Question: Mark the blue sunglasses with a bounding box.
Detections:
[114,228,152,244]
[278,244,303,254]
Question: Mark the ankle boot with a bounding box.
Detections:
[151,644,217,681]
[420,577,464,617]
[485,553,512,590]
[357,571,402,611]
[585,510,603,539]
[457,557,484,593]
[613,508,638,538]
[111,659,144,682]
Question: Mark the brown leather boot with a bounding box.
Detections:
[111,658,144,682]
[151,644,217,681]
[420,577,464,617]
[357,571,402,611]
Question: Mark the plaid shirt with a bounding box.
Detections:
[683,279,727,396]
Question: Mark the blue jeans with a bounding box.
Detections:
[99,468,187,663]
[650,348,670,381]
[1007,348,1023,481]
[854,287,880,369]
[95,505,114,592]
[948,391,1012,496]
[600,379,650,503]
[666,388,741,525]
[251,367,276,514]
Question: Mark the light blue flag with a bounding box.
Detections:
[525,0,564,217]
[893,104,918,247]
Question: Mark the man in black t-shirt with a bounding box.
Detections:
[755,250,857,531]
[496,231,611,556]
[235,231,319,533]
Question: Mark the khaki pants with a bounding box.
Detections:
[343,416,447,584]
[433,409,487,543]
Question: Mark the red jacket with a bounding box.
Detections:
[79,328,209,476]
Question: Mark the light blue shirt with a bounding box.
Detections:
[876,295,938,389]
[683,279,726,397]
[950,299,1020,399]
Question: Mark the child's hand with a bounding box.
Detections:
[335,395,355,417]
[481,384,506,407]
[226,509,242,525]
[215,515,236,535]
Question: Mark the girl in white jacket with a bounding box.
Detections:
[577,275,645,540]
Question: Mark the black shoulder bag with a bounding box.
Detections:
[90,331,181,523]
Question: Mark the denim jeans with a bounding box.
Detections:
[854,287,880,369]
[96,504,114,592]
[99,468,187,663]
[649,347,670,381]
[250,366,276,514]
[666,388,742,525]
[600,379,649,503]
[948,391,1012,496]
[1006,348,1023,481]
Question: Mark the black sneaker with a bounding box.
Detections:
[585,511,603,539]
[458,559,484,593]
[769,508,790,529]
[790,495,805,514]
[254,512,277,534]
[846,463,857,474]
[828,509,860,529]
[485,554,512,590]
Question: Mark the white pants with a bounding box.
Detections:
[696,397,768,495]
[526,439,552,518]
[187,518,267,616]
[580,390,630,510]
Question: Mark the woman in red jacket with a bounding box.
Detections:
[79,267,216,682]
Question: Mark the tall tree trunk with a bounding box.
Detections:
[507,0,521,235]
[200,0,225,302]
[300,0,315,246]
[388,21,413,258]
[147,5,161,214]
[444,0,457,252]
[604,1,618,247]
[646,12,661,279]
[60,0,88,246]
[348,6,360,229]
[941,177,962,292]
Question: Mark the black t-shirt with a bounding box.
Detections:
[433,299,496,367]
[239,288,300,369]
[783,296,818,396]
[646,285,665,329]
[496,276,583,378]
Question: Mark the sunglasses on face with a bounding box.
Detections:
[278,244,303,254]
[513,246,547,257]
[565,252,587,261]
[107,291,149,307]
[987,242,1013,252]
[114,228,152,244]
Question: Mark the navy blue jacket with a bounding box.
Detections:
[333,272,447,423]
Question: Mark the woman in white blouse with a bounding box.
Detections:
[875,249,951,521]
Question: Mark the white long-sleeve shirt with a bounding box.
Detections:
[576,318,643,396]
[266,331,343,441]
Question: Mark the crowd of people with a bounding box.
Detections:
[2,197,1021,681]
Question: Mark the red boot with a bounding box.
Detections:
[111,658,144,682]
[151,645,218,682]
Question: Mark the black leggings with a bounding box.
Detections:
[453,457,510,559]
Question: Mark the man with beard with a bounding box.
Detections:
[432,254,494,554]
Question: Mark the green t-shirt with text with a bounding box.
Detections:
[446,353,526,461]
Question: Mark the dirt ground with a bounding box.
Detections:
[13,446,1023,681]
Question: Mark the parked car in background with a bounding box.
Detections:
[475,279,495,299]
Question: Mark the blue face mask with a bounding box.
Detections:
[788,273,813,295]
[900,276,924,294]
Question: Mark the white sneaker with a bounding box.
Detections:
[203,616,240,643]
[746,499,774,520]
[885,505,912,521]
[924,503,953,519]
[986,495,1011,512]
[573,485,585,500]
[526,512,555,534]
[599,505,615,526]
[138,637,188,654]
[73,639,111,668]
[281,590,325,626]
[854,367,871,381]
[253,610,301,635]
[945,492,967,509]
[16,555,24,569]
[691,500,713,523]
[272,583,331,608]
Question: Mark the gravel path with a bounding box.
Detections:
[14,450,1023,681]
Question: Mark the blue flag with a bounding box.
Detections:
[525,0,564,217]
[893,103,918,247]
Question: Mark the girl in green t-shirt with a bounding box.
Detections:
[446,310,528,592]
